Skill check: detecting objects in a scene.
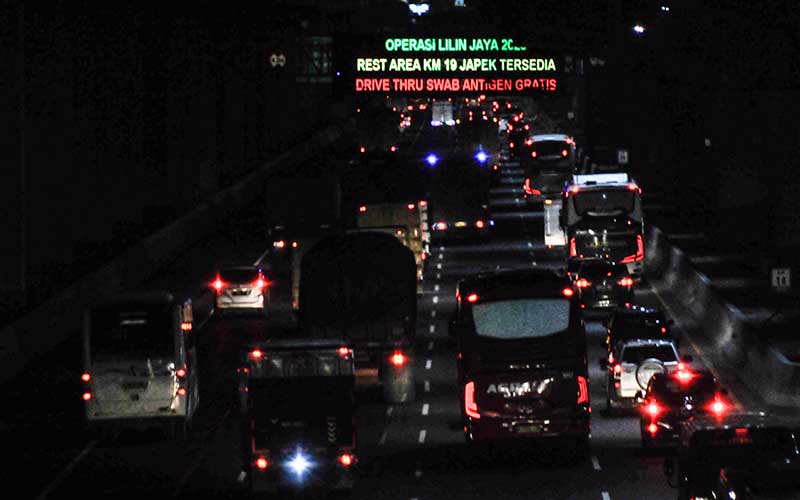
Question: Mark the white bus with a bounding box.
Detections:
[81,291,199,440]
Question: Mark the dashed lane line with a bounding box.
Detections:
[427,341,434,351]
[421,404,429,416]
[418,430,427,443]
[424,380,430,392]
[432,296,439,304]
[379,430,388,445]
[601,492,611,500]
[34,441,97,500]
[425,359,432,370]
[431,310,437,318]
[429,325,435,334]
[592,456,601,471]
[434,284,440,292]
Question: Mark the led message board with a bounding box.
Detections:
[354,37,559,94]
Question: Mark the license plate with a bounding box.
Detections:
[516,424,542,434]
[232,290,249,296]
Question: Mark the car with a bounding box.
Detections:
[522,133,577,202]
[450,268,590,461]
[604,338,685,413]
[604,304,676,356]
[638,369,728,448]
[211,264,270,315]
[664,412,800,500]
[571,259,635,312]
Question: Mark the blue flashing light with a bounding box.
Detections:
[489,219,495,226]
[426,153,439,166]
[475,151,488,164]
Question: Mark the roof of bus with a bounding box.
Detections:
[531,133,571,142]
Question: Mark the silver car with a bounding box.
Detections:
[211,265,270,315]
[605,338,682,412]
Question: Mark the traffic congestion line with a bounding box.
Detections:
[591,456,602,471]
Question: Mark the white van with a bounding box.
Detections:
[81,291,199,440]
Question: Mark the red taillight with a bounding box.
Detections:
[492,164,499,171]
[390,352,407,367]
[434,222,447,231]
[81,372,91,383]
[646,401,662,417]
[212,277,226,292]
[390,145,397,152]
[677,362,685,371]
[82,392,92,401]
[569,238,577,257]
[291,241,299,248]
[177,387,187,396]
[419,199,427,208]
[661,326,667,334]
[613,364,622,376]
[475,220,485,229]
[524,124,530,131]
[577,376,589,404]
[180,321,192,331]
[648,423,658,435]
[338,346,352,358]
[617,277,635,287]
[525,138,534,146]
[708,398,729,416]
[273,240,286,249]
[176,368,187,379]
[509,142,515,148]
[608,352,614,364]
[466,293,479,303]
[676,370,694,383]
[621,234,645,264]
[249,349,264,361]
[562,287,574,297]
[464,381,480,419]
[561,149,568,157]
[531,150,538,158]
[627,182,641,193]
[575,278,591,288]
[338,453,354,467]
[359,146,366,154]
[570,185,580,194]
[407,203,415,210]
[255,457,269,470]
[359,205,367,213]
[252,277,268,290]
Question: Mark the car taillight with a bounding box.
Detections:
[180,321,192,331]
[273,240,286,249]
[525,138,533,146]
[475,220,485,229]
[466,293,479,303]
[338,346,352,358]
[359,205,367,213]
[81,372,91,383]
[177,387,187,396]
[509,141,515,148]
[675,370,694,383]
[359,146,366,154]
[492,164,499,171]
[645,400,662,417]
[211,277,226,292]
[464,381,480,419]
[255,457,270,470]
[577,376,589,404]
[407,203,416,210]
[648,423,658,435]
[613,364,623,376]
[252,277,268,290]
[661,326,667,334]
[390,351,407,367]
[617,277,635,287]
[627,182,641,194]
[708,397,729,416]
[562,287,574,297]
[569,238,577,257]
[531,150,538,158]
[621,234,645,264]
[249,349,264,361]
[338,453,355,467]
[176,367,187,379]
[561,149,568,157]
[608,352,614,364]
[575,278,591,288]
[82,392,92,401]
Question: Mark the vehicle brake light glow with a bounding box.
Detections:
[81,372,91,383]
[253,277,268,290]
[524,124,530,131]
[648,423,658,435]
[709,397,729,416]
[466,293,479,303]
[249,349,264,361]
[359,146,365,154]
[676,370,694,383]
[211,277,225,292]
[509,142,515,148]
[407,203,416,210]
[570,185,580,194]
[359,205,367,213]
[618,277,635,287]
[613,364,622,375]
[177,387,187,396]
[561,149,569,157]
[562,287,574,297]
[390,352,407,367]
[273,240,286,249]
[180,321,192,331]
[525,138,534,146]
[661,326,667,334]
[255,457,269,470]
[338,346,352,358]
[620,234,645,264]
[569,238,577,257]
[82,392,92,401]
[475,220,485,229]
[465,381,480,419]
[176,368,187,379]
[627,182,641,193]
[575,278,591,288]
[577,376,589,404]
[338,453,354,467]
[492,164,499,171]
[292,241,299,248]
[419,200,427,208]
[390,145,397,152]
[646,401,662,417]
[677,362,685,371]
[434,222,447,231]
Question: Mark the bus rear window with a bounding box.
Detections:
[90,305,174,356]
[471,299,570,339]
[573,190,635,215]
[532,141,570,157]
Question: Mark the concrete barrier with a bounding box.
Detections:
[0,114,356,383]
[645,224,800,407]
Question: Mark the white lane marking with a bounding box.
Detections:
[434,284,440,292]
[527,242,533,248]
[415,469,423,478]
[439,246,445,251]
[418,430,427,443]
[34,441,97,500]
[432,296,439,304]
[431,310,437,318]
[428,341,434,351]
[425,359,432,370]
[429,325,435,334]
[422,403,430,416]
[424,380,431,392]
[387,406,394,417]
[532,261,537,267]
[254,247,271,266]
[592,456,602,471]
[436,273,441,279]
[378,430,388,445]
[237,470,247,483]
[601,492,611,500]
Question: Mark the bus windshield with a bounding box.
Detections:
[90,304,174,357]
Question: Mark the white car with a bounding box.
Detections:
[211,265,270,315]
[605,338,683,412]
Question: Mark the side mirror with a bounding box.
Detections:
[681,355,694,363]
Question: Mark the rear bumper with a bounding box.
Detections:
[249,459,354,493]
[465,413,590,442]
[216,295,264,309]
